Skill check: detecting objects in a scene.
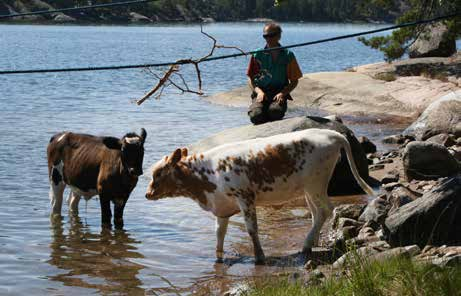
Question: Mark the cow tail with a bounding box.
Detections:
[340,135,374,196]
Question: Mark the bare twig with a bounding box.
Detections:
[136,65,178,105]
[136,25,245,105]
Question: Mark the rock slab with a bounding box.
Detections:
[403,90,461,140]
[409,22,457,58]
[385,175,461,248]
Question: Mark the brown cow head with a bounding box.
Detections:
[103,128,147,177]
[145,148,187,200]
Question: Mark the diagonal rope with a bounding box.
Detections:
[0,0,159,19]
[0,11,460,75]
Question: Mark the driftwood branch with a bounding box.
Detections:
[136,25,245,105]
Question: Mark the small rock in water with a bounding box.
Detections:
[381,173,399,184]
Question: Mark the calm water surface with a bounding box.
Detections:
[0,23,407,295]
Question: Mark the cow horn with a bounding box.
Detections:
[140,128,147,143]
[168,148,182,165]
[181,148,188,158]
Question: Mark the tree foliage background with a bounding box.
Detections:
[0,0,401,22]
[358,0,460,61]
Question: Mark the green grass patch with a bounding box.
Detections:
[243,257,461,296]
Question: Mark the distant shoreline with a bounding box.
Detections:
[0,19,391,26]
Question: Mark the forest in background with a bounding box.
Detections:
[0,0,404,23]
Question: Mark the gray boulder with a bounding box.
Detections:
[403,91,461,140]
[53,13,76,23]
[129,12,152,23]
[188,116,371,195]
[385,175,461,248]
[331,204,366,228]
[426,133,456,147]
[359,194,390,224]
[403,141,460,181]
[409,22,457,58]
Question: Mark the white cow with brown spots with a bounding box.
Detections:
[145,129,374,264]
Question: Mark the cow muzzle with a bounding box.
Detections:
[145,190,157,200]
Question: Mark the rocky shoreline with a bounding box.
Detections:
[207,52,461,123]
[0,0,399,24]
[195,54,461,294]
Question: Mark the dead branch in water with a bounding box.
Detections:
[136,25,245,105]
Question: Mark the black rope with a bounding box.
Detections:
[1,11,459,75]
[0,0,159,19]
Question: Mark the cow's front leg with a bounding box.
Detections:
[49,163,65,216]
[99,197,112,228]
[215,217,229,263]
[114,199,127,230]
[238,198,265,265]
[68,191,81,215]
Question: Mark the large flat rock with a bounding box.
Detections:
[207,55,461,122]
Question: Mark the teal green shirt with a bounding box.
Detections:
[247,46,302,93]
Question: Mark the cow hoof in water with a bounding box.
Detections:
[101,222,112,229]
[114,220,124,230]
[50,213,63,222]
[255,258,266,265]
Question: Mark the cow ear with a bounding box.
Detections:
[103,137,122,150]
[140,128,147,144]
[167,148,182,165]
[181,148,188,158]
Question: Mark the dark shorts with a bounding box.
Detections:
[247,91,290,125]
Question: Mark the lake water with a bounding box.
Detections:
[0,22,408,295]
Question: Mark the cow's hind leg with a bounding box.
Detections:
[304,194,319,246]
[68,191,81,215]
[49,161,66,216]
[237,196,265,265]
[215,217,229,263]
[302,189,333,255]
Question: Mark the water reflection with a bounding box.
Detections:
[48,216,145,295]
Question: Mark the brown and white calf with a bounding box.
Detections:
[145,129,373,264]
[47,129,147,229]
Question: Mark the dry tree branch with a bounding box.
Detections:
[136,25,245,105]
[136,65,178,105]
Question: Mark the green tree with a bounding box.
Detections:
[359,0,461,61]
